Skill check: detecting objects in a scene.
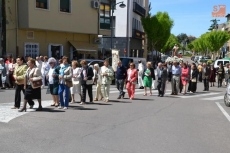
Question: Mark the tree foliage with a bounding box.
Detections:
[190,31,230,53]
[204,31,230,52]
[162,34,179,52]
[141,9,174,52]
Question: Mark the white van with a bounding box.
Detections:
[214,59,230,68]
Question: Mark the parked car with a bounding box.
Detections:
[78,59,104,67]
[194,56,202,63]
[214,58,230,68]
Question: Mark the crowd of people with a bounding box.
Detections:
[0,55,228,112]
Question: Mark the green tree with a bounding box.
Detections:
[191,38,207,53]
[142,9,174,52]
[162,34,179,52]
[177,33,188,43]
[204,31,230,52]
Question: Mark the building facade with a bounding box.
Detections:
[5,0,100,59]
[99,0,148,58]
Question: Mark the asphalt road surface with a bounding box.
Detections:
[0,80,229,153]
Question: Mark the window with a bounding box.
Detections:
[36,0,48,9]
[24,43,39,59]
[100,4,111,29]
[60,0,71,13]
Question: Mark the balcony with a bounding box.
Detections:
[132,29,145,40]
[133,2,146,17]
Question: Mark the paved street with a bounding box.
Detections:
[0,82,230,153]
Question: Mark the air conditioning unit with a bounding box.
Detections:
[91,0,100,9]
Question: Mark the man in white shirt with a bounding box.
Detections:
[138,60,144,89]
[35,56,42,70]
[41,56,50,88]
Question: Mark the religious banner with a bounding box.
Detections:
[112,49,120,72]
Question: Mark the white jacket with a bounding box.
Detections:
[100,66,114,85]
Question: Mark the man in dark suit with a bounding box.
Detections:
[80,60,94,105]
[156,63,168,97]
[202,63,211,91]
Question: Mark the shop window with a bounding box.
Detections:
[60,0,71,13]
[100,4,111,30]
[36,0,48,9]
[24,43,39,59]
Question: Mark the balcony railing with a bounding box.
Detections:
[133,2,146,17]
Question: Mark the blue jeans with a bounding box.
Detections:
[58,84,70,107]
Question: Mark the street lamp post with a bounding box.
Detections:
[110,1,126,50]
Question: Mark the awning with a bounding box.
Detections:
[69,41,97,53]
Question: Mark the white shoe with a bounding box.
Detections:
[63,107,68,110]
[80,102,85,105]
[70,100,75,104]
[58,106,63,109]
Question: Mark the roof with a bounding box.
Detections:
[226,14,230,17]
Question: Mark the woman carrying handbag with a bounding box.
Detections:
[19,58,43,112]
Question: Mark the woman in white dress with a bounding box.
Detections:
[70,60,82,103]
[93,64,103,101]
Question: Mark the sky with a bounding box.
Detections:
[150,0,230,38]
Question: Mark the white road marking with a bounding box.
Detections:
[0,100,52,123]
[216,102,230,122]
[178,92,220,99]
[201,96,223,101]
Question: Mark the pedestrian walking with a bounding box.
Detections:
[0,58,8,89]
[70,60,82,103]
[156,63,168,97]
[126,63,138,100]
[58,57,72,109]
[19,58,42,112]
[80,60,94,105]
[93,64,103,101]
[187,63,198,93]
[116,60,126,99]
[41,56,49,88]
[143,62,153,96]
[216,63,224,88]
[202,63,211,91]
[181,63,190,95]
[12,57,33,109]
[209,64,216,87]
[171,61,181,95]
[101,59,114,102]
[47,57,59,107]
[224,63,230,86]
[138,60,144,89]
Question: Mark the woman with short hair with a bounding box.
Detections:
[100,59,114,102]
[80,60,94,105]
[143,62,153,96]
[70,60,82,103]
[93,63,103,101]
[126,63,138,100]
[181,63,190,95]
[47,57,59,107]
[58,57,72,109]
[19,58,42,112]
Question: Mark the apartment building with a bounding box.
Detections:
[99,0,149,58]
[5,0,99,59]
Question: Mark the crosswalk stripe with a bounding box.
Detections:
[201,96,224,101]
[178,92,220,98]
[0,100,52,123]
